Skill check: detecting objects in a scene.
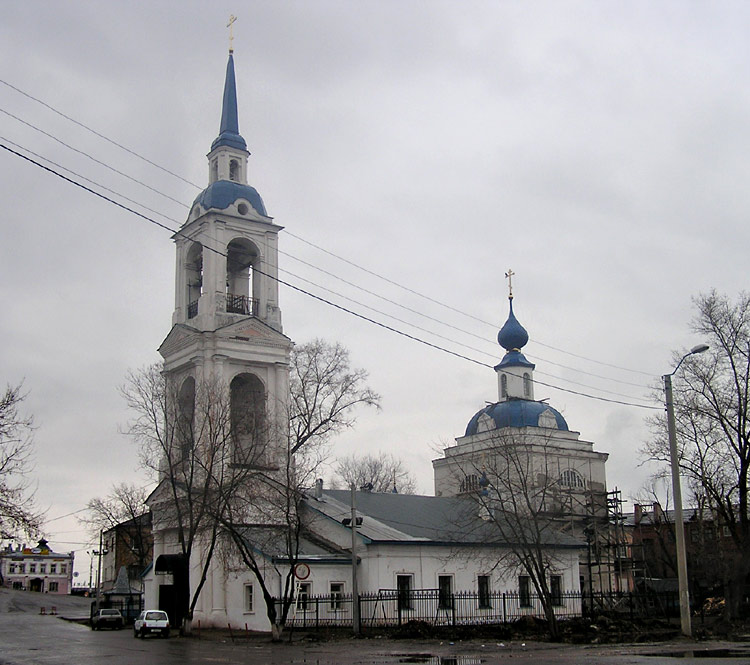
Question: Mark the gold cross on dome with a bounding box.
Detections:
[505,269,515,299]
[227,14,237,53]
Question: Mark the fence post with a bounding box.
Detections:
[451,594,456,626]
[629,592,633,622]
[502,593,506,623]
[315,596,319,630]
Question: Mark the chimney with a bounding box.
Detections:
[634,503,642,525]
[314,478,323,499]
[652,502,663,522]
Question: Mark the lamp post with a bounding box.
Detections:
[664,343,708,638]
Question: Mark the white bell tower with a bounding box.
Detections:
[159,48,291,471]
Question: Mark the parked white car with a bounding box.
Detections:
[133,610,170,638]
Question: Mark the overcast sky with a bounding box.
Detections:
[2,1,749,582]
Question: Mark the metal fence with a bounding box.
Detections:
[280,589,691,630]
[282,589,582,629]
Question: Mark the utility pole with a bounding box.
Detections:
[350,484,360,636]
[664,372,692,638]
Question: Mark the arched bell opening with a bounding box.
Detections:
[177,377,195,461]
[186,242,203,319]
[230,373,266,465]
[226,237,260,316]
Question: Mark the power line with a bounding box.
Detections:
[281,247,652,392]
[1,141,660,410]
[282,267,653,404]
[0,107,189,209]
[0,77,202,189]
[284,230,656,378]
[2,77,655,383]
[0,136,185,226]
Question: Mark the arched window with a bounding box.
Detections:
[226,238,260,316]
[500,374,508,398]
[177,377,195,460]
[186,242,203,319]
[230,373,266,465]
[211,159,218,183]
[523,372,531,397]
[229,159,239,182]
[559,469,585,488]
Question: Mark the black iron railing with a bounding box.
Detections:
[278,589,696,631]
[226,294,259,316]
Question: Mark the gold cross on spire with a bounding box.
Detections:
[505,268,515,300]
[227,14,237,53]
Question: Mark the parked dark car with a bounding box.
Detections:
[91,608,124,630]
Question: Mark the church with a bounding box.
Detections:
[143,46,611,633]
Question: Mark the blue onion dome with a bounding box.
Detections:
[465,400,569,436]
[497,300,528,351]
[193,181,267,216]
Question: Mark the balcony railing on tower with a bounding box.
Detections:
[226,293,259,316]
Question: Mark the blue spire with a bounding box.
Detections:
[211,53,248,152]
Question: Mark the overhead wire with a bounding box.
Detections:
[0,141,660,411]
[0,77,203,189]
[0,128,654,400]
[0,78,655,382]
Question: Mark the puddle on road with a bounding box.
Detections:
[396,656,484,665]
[643,649,750,659]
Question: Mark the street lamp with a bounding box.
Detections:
[664,343,708,638]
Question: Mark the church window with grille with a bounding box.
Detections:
[460,474,479,494]
[559,469,585,488]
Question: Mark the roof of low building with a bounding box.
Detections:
[310,489,584,549]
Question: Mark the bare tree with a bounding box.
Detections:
[224,339,380,640]
[121,366,261,633]
[0,383,41,539]
[334,452,417,494]
[643,290,750,619]
[451,429,595,640]
[80,483,152,581]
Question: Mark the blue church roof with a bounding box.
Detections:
[211,53,247,152]
[193,180,268,216]
[465,399,569,436]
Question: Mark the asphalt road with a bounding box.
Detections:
[1,588,749,664]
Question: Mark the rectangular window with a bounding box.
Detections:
[48,581,58,592]
[478,575,491,609]
[550,575,562,606]
[39,564,46,574]
[50,564,57,574]
[330,582,344,610]
[438,575,453,609]
[18,564,25,574]
[244,584,254,612]
[397,574,413,610]
[297,582,311,611]
[29,564,36,574]
[519,575,531,607]
[60,565,67,574]
[9,564,16,574]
